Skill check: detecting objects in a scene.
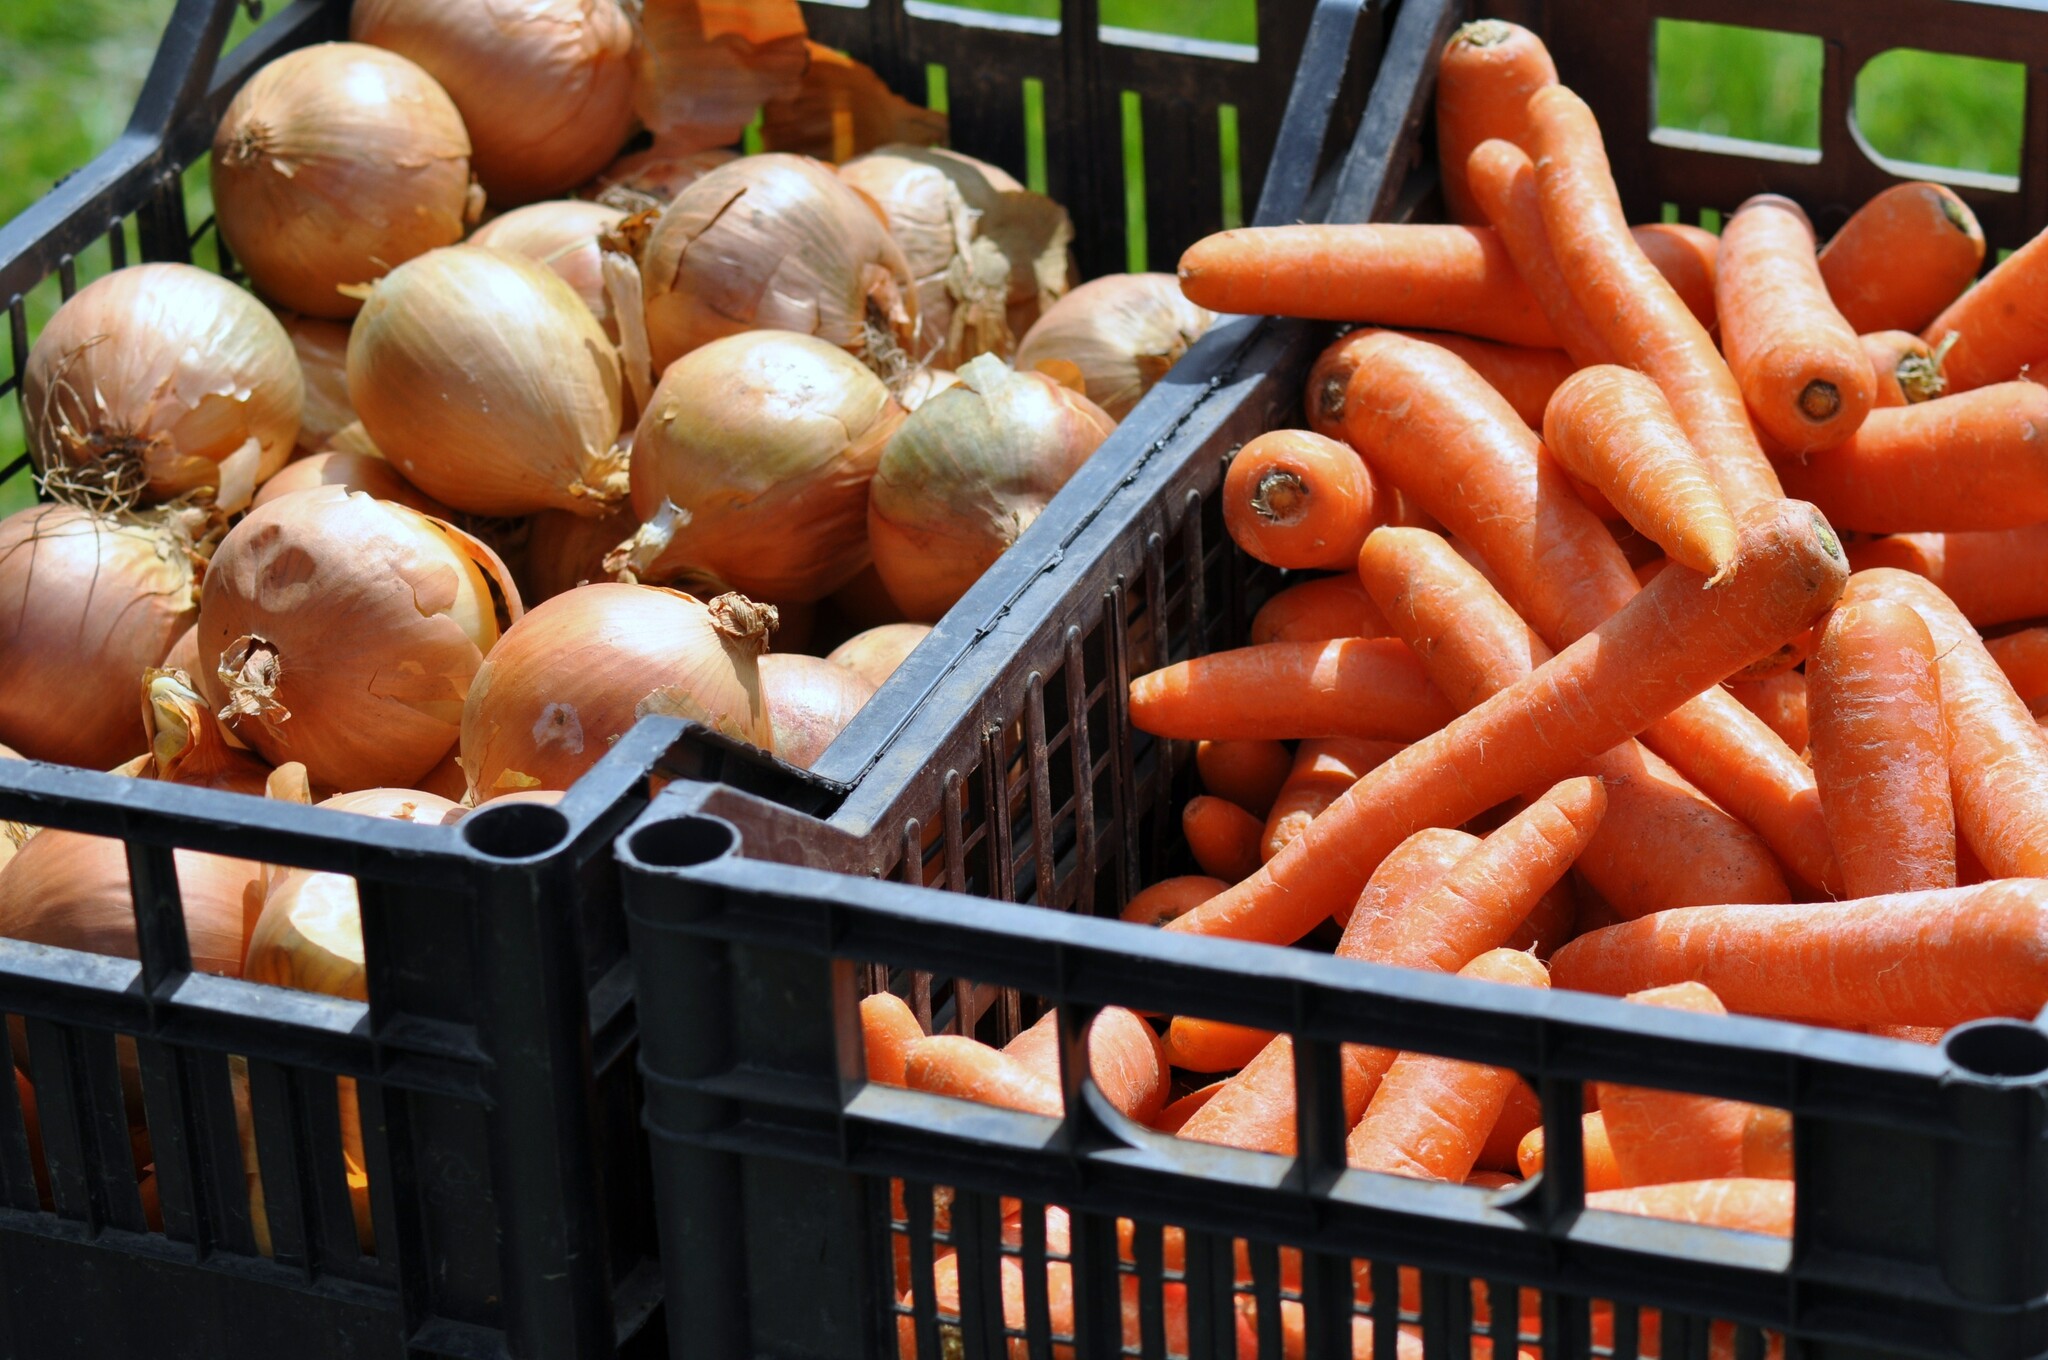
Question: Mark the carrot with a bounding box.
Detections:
[1632,222,1719,333]
[1506,879,1577,959]
[1776,382,2048,533]
[1465,139,1614,367]
[1820,182,1985,335]
[1249,572,1390,645]
[1356,525,1790,916]
[1177,223,1560,347]
[1808,600,1956,895]
[1861,330,1947,407]
[1597,983,1755,1188]
[1261,737,1406,862]
[1354,330,1575,429]
[1727,671,1808,753]
[902,1035,1062,1116]
[1586,1179,1792,1236]
[1152,1080,1224,1133]
[1517,1111,1625,1191]
[1182,795,1262,883]
[1839,569,2048,877]
[1526,86,1783,513]
[1223,429,1382,572]
[1717,195,1875,453]
[1128,637,1453,742]
[1742,1106,1792,1179]
[1925,224,2048,390]
[1003,1006,1167,1125]
[1478,1078,1542,1173]
[1850,525,2048,628]
[1541,365,1739,578]
[1435,19,1557,225]
[1987,626,2048,708]
[1120,875,1225,927]
[1346,948,1551,1179]
[1551,880,2048,1027]
[1195,738,1292,817]
[862,993,926,1087]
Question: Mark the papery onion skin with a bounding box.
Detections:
[630,0,808,153]
[585,146,738,212]
[461,584,772,796]
[869,355,1114,621]
[467,200,627,337]
[348,245,626,517]
[759,653,874,769]
[24,264,302,510]
[141,668,274,795]
[826,621,931,690]
[198,486,523,792]
[279,313,356,453]
[351,0,637,206]
[0,504,198,770]
[212,43,476,319]
[253,450,450,518]
[1014,273,1214,420]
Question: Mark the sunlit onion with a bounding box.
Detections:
[826,622,931,689]
[467,199,627,337]
[461,585,772,795]
[348,245,627,517]
[869,355,1113,620]
[212,43,478,319]
[585,146,738,212]
[0,504,198,769]
[139,668,274,794]
[278,313,355,453]
[525,503,632,602]
[759,653,874,769]
[1014,273,1214,420]
[24,264,302,510]
[760,43,947,164]
[630,0,808,153]
[252,449,448,518]
[198,486,521,791]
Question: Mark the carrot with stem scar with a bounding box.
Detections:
[1196,738,1293,816]
[1262,737,1406,863]
[1821,182,1985,335]
[1250,572,1389,645]
[1129,637,1453,742]
[1925,224,2048,391]
[1223,429,1382,570]
[862,993,925,1087]
[1850,525,2048,628]
[1862,330,1947,407]
[1466,139,1613,367]
[1182,795,1262,883]
[1632,222,1719,333]
[1598,983,1757,1188]
[1435,19,1557,225]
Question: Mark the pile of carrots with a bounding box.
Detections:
[872,18,2048,1357]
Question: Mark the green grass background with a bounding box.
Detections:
[0,3,2027,513]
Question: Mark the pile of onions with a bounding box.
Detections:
[638,154,919,377]
[347,246,627,517]
[252,450,449,517]
[525,503,634,603]
[350,0,636,206]
[211,43,478,319]
[869,355,1114,621]
[197,486,521,792]
[1014,274,1215,420]
[585,146,737,211]
[279,314,356,453]
[759,654,874,769]
[468,200,628,337]
[461,585,772,796]
[137,669,274,795]
[611,331,903,600]
[827,622,932,689]
[630,0,808,154]
[23,264,302,511]
[0,503,198,769]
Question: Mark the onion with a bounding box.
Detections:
[638,154,918,379]
[759,653,874,769]
[162,625,201,678]
[585,146,737,212]
[1014,273,1215,420]
[826,622,932,689]
[140,669,274,795]
[467,200,626,337]
[525,503,633,603]
[252,450,448,517]
[198,486,522,792]
[279,313,355,453]
[23,264,302,511]
[211,43,479,319]
[630,0,808,154]
[0,504,198,769]
[327,421,383,460]
[899,367,960,413]
[868,355,1114,621]
[760,44,948,164]
[461,585,772,795]
[350,0,636,206]
[609,331,903,601]
[348,245,627,517]
[418,749,472,803]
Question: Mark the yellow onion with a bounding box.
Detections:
[760,43,947,164]
[279,313,355,454]
[584,146,737,212]
[326,421,383,460]
[468,200,627,336]
[24,264,302,510]
[759,653,874,769]
[826,621,931,690]
[138,668,274,795]
[462,585,772,796]
[630,0,808,154]
[525,503,633,603]
[211,43,478,319]
[161,624,201,678]
[639,154,918,377]
[0,504,198,769]
[351,0,636,206]
[609,331,902,601]
[348,245,627,517]
[869,354,1114,621]
[198,486,522,791]
[417,749,473,803]
[899,367,960,413]
[1014,273,1214,420]
[252,450,449,517]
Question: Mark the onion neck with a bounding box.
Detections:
[709,593,778,657]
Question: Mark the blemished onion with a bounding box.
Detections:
[23,264,302,511]
[1014,273,1215,420]
[348,245,627,517]
[279,313,355,453]
[0,504,198,770]
[638,154,919,377]
[198,486,522,792]
[211,43,478,319]
[759,653,874,769]
[461,585,772,796]
[868,354,1114,621]
[350,0,636,206]
[139,668,274,795]
[826,622,932,690]
[585,146,737,212]
[467,200,627,337]
[524,502,634,603]
[252,450,449,517]
[630,0,808,154]
[610,331,903,600]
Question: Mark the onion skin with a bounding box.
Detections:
[467,199,627,336]
[162,624,202,679]
[524,503,633,603]
[279,313,355,453]
[760,654,875,769]
[868,356,1115,621]
[0,504,197,770]
[584,146,737,210]
[141,669,275,795]
[630,0,808,153]
[252,451,449,517]
[24,264,302,510]
[212,43,476,319]
[826,622,932,689]
[1015,273,1214,420]
[461,584,772,796]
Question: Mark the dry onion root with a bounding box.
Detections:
[24,264,302,512]
[278,313,356,454]
[1014,273,1215,420]
[467,200,629,339]
[251,450,449,518]
[759,653,875,769]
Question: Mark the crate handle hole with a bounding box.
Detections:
[628,815,738,868]
[461,802,572,860]
[1943,1019,2048,1081]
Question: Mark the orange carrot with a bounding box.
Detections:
[1727,670,1808,753]
[1261,737,1406,862]
[1821,182,1985,335]
[1355,330,1576,429]
[1717,195,1876,452]
[1526,86,1783,512]
[1195,738,1293,816]
[1925,224,2048,390]
[1435,19,1557,225]
[1128,637,1453,742]
[1003,1006,1167,1125]
[1742,1106,1792,1179]
[1987,626,2048,708]
[1517,1111,1625,1191]
[1152,1080,1224,1133]
[1506,879,1578,959]
[1161,1015,1273,1075]
[1868,1023,1947,1045]
[1478,1079,1542,1173]
[1541,365,1739,578]
[1586,1179,1792,1236]
[1861,330,1946,407]
[1182,795,1262,883]
[1223,429,1382,571]
[862,993,925,1087]
[1632,222,1719,333]
[1249,572,1390,645]
[1347,948,1551,1179]
[1850,525,2048,628]
[903,1035,1061,1116]
[1120,875,1226,927]
[1808,600,1956,895]
[1466,138,1614,367]
[1598,983,1755,1188]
